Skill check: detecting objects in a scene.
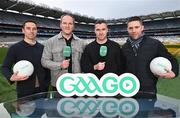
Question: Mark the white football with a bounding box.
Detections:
[13,60,34,77]
[150,57,172,75]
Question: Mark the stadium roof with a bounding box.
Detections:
[0,0,179,24]
[0,0,96,24]
[107,10,180,24]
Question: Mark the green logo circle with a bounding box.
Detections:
[119,77,137,94]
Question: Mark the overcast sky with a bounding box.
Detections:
[23,0,180,19]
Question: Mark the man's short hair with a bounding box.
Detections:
[23,19,37,28]
[127,16,143,25]
[95,19,108,25]
[60,14,75,24]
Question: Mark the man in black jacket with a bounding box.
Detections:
[81,20,125,79]
[2,20,50,98]
[122,16,179,97]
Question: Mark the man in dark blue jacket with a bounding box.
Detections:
[2,20,50,98]
[122,16,179,97]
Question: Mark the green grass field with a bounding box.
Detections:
[0,48,7,64]
[0,46,180,103]
[0,48,16,102]
[157,54,180,99]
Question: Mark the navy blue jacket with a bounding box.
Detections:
[2,40,50,98]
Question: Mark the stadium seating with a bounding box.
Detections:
[0,7,180,41]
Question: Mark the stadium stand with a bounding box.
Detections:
[0,0,180,43]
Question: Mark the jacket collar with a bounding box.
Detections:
[58,32,80,40]
[22,40,39,48]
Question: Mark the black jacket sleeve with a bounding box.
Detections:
[80,46,95,73]
[2,46,16,84]
[118,48,126,75]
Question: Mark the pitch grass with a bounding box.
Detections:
[0,48,7,64]
[0,48,16,102]
[0,47,180,103]
[0,73,16,102]
[157,55,180,99]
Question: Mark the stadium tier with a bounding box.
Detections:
[0,10,95,39]
[0,0,180,41]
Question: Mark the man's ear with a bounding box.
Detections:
[22,28,24,33]
[142,25,144,31]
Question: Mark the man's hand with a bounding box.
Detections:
[60,59,70,69]
[10,72,28,81]
[94,62,105,71]
[158,69,175,79]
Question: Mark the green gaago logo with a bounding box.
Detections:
[56,73,140,97]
